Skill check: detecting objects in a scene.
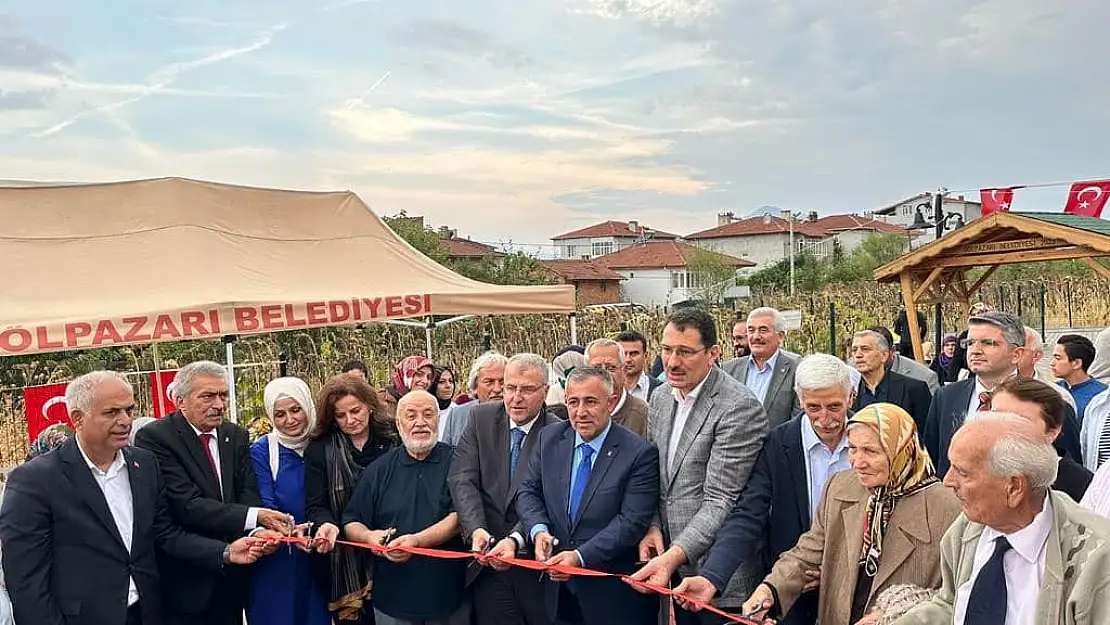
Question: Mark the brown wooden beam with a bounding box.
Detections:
[916,247,1105,270]
[900,272,924,362]
[966,266,999,297]
[1082,257,1110,281]
[913,266,947,302]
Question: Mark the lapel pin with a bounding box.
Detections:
[224,437,229,443]
[607,450,613,457]
[133,460,139,468]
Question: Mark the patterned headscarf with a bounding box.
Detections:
[847,403,938,578]
[388,355,432,398]
[27,423,74,460]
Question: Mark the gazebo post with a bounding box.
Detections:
[899,272,924,362]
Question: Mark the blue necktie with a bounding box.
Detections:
[509,428,525,478]
[964,536,1011,623]
[568,444,594,522]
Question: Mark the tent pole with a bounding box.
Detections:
[569,313,578,345]
[425,317,434,360]
[223,336,238,424]
[152,342,166,417]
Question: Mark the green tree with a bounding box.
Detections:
[383,211,448,263]
[686,248,740,302]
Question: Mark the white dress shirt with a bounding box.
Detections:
[437,404,454,441]
[954,495,1053,625]
[1081,460,1110,518]
[76,441,139,606]
[668,374,709,470]
[799,418,851,519]
[187,422,259,531]
[628,373,652,402]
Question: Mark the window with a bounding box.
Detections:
[563,245,577,258]
[671,270,686,289]
[591,241,614,257]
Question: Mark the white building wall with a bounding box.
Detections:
[878,196,982,244]
[616,267,697,307]
[692,233,822,270]
[557,236,640,259]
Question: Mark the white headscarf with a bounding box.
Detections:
[263,377,316,480]
[1087,327,1110,385]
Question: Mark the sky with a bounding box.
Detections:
[2,0,1109,254]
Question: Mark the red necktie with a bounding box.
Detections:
[977,391,992,412]
[198,432,220,482]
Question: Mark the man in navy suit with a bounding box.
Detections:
[672,354,856,625]
[515,366,660,625]
[922,311,1083,476]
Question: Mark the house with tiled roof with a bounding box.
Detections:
[539,259,624,306]
[871,192,981,244]
[441,235,504,259]
[591,241,754,307]
[551,219,679,260]
[684,212,829,270]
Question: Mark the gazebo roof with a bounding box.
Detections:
[874,212,1110,283]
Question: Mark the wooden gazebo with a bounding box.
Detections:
[873,212,1110,360]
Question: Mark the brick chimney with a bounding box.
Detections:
[628,220,639,232]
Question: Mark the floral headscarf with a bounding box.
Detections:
[27,423,74,460]
[847,403,937,578]
[546,346,586,407]
[388,355,432,399]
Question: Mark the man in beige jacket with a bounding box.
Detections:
[891,412,1110,625]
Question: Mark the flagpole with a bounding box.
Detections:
[152,342,166,418]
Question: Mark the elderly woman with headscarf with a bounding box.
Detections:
[305,375,398,625]
[738,403,961,625]
[545,345,586,421]
[245,377,331,625]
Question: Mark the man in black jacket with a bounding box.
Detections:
[850,329,932,431]
[0,371,262,625]
[135,361,290,625]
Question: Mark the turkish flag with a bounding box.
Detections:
[24,382,72,441]
[980,187,1015,215]
[149,370,178,417]
[1063,180,1110,218]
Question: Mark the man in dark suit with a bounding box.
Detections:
[134,361,290,625]
[617,330,662,402]
[673,354,856,625]
[721,307,798,428]
[850,329,931,430]
[448,353,559,625]
[516,366,660,625]
[922,312,1083,476]
[0,371,262,625]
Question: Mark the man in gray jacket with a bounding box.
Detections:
[628,307,770,624]
[722,307,799,428]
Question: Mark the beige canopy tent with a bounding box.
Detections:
[0,177,576,358]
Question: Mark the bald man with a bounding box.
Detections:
[893,412,1110,625]
[343,391,469,625]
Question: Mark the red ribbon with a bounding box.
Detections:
[254,535,766,624]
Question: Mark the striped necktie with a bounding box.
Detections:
[1098,418,1110,469]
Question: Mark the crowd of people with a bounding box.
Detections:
[3,304,1110,625]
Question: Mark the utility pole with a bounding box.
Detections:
[789,213,796,297]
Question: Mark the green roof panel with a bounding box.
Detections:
[1009,212,1110,236]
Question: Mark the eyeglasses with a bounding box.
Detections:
[660,345,709,359]
[593,363,622,373]
[504,384,543,396]
[960,338,1012,349]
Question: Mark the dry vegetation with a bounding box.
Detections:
[2,279,1108,464]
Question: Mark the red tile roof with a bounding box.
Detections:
[808,214,906,233]
[552,220,679,241]
[593,241,754,269]
[442,237,503,258]
[684,215,828,239]
[540,259,625,281]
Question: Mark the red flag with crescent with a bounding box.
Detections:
[1063,180,1110,218]
[24,382,72,441]
[149,370,178,417]
[980,187,1015,215]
